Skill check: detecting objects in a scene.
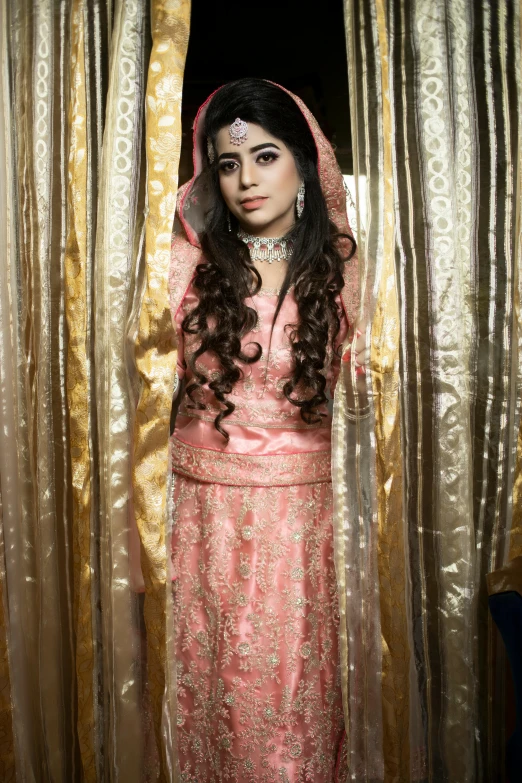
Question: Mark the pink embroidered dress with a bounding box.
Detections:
[168,84,358,783]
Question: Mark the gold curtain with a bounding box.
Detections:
[342,0,522,780]
[0,1,190,780]
[1,1,521,781]
[132,2,190,780]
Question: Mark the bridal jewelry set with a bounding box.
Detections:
[206,117,248,161]
[207,118,304,263]
[237,229,292,263]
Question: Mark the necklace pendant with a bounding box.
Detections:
[237,229,292,263]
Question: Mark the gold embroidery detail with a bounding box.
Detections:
[170,437,331,486]
[177,409,330,430]
[254,285,293,297]
[171,478,344,780]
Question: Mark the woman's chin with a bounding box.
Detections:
[237,213,291,238]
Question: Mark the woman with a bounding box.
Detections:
[168,78,358,782]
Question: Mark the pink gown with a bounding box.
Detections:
[170,282,348,783]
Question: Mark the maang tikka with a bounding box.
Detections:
[229,117,248,146]
[207,119,248,163]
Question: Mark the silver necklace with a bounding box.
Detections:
[237,229,293,264]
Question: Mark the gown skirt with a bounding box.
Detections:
[170,472,345,783]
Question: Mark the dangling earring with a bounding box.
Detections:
[227,212,232,232]
[296,183,305,218]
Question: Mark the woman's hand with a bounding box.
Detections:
[341,321,370,406]
[354,322,369,376]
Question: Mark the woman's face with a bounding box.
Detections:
[215,122,301,238]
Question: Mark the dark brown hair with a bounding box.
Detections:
[182,79,356,440]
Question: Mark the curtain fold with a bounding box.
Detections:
[0,1,191,779]
[343,1,522,781]
[339,1,414,780]
[94,1,148,779]
[0,1,520,781]
[65,2,98,777]
[1,2,73,778]
[0,8,18,781]
[509,6,522,565]
[0,16,16,775]
[132,1,190,780]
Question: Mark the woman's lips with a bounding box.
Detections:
[240,197,267,210]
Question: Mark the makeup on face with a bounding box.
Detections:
[215,124,301,238]
[218,142,281,168]
[240,196,268,210]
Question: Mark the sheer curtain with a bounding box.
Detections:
[0,2,520,782]
[342,1,522,780]
[0,1,190,780]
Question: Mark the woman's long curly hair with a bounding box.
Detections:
[182,79,356,440]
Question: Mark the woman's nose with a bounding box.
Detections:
[239,160,257,189]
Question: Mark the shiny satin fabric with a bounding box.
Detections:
[373,3,413,778]
[0,522,14,783]
[1,5,42,778]
[65,3,99,778]
[344,1,522,781]
[94,0,147,779]
[34,3,76,779]
[131,0,191,779]
[343,0,411,779]
[509,5,522,565]
[511,416,522,559]
[0,0,185,779]
[0,9,16,778]
[0,3,519,782]
[1,3,74,779]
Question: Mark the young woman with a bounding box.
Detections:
[168,78,358,782]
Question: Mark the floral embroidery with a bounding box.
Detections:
[176,407,328,429]
[171,478,344,781]
[170,437,331,486]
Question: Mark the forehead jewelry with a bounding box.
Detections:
[229,117,248,146]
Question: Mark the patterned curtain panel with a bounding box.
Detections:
[0,1,190,780]
[1,1,521,782]
[342,1,522,781]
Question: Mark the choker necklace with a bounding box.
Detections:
[237,229,293,264]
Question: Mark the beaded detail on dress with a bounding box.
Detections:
[171,478,345,781]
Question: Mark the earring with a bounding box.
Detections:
[207,137,215,164]
[296,184,305,218]
[227,212,232,232]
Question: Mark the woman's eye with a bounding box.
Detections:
[219,160,238,173]
[257,152,278,165]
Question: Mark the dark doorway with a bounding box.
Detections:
[179,0,352,184]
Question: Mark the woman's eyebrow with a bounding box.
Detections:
[217,142,281,162]
[249,142,281,153]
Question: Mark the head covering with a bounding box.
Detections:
[169,81,359,330]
